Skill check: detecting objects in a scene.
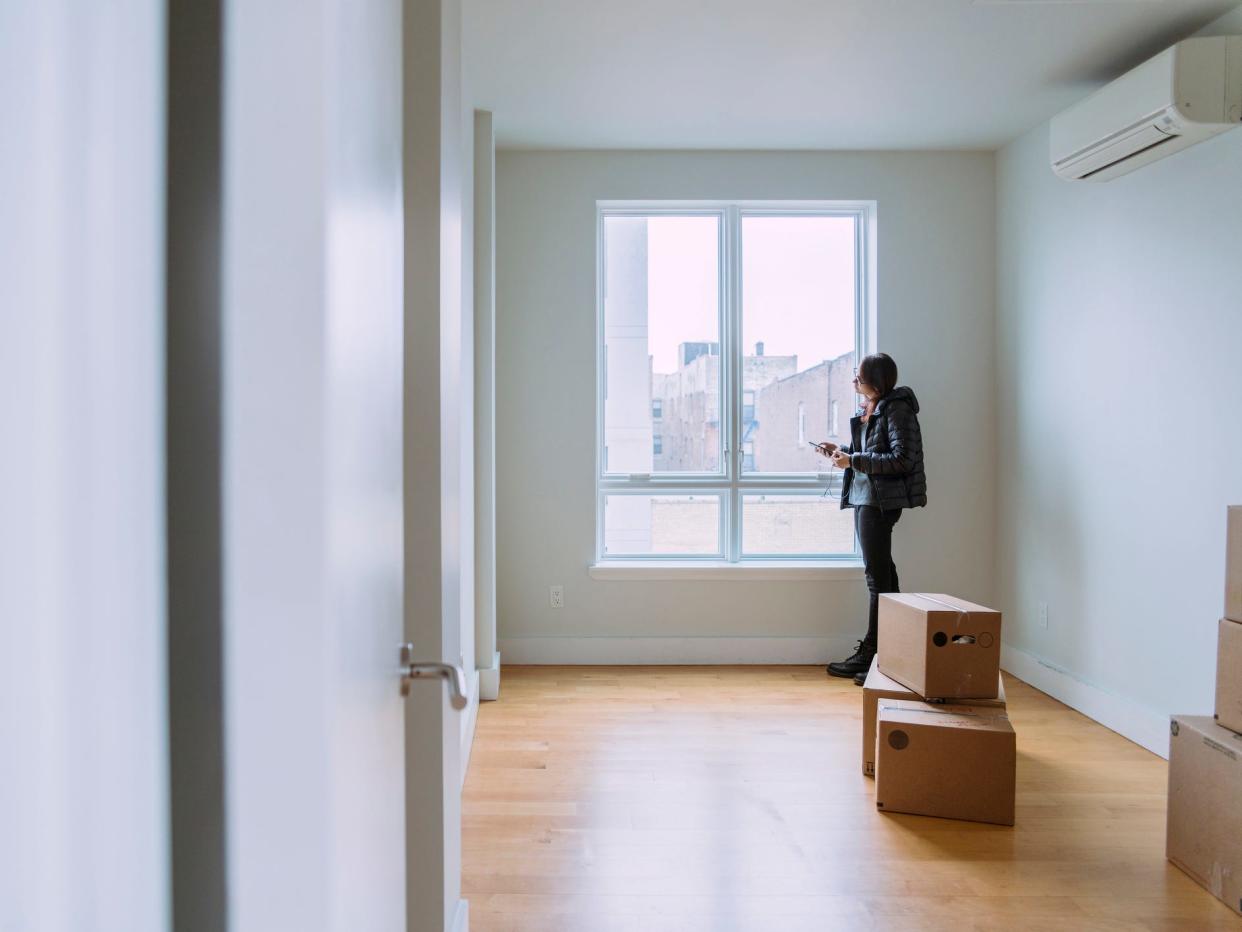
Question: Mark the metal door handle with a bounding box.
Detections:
[399,644,468,709]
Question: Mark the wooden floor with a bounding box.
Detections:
[462,666,1237,931]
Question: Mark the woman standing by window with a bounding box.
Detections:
[814,353,926,683]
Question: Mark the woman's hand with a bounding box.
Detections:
[813,442,838,458]
[830,450,851,469]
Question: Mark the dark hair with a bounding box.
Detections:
[858,353,898,398]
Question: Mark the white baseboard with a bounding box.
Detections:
[496,638,1171,755]
[449,898,468,932]
[460,669,480,787]
[1000,644,1170,759]
[498,636,856,665]
[478,650,500,701]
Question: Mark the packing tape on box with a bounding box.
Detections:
[878,703,1010,725]
[915,594,972,632]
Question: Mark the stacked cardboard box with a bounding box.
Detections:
[1226,504,1242,624]
[1219,505,1242,735]
[860,658,1006,777]
[1166,505,1242,917]
[876,700,1016,826]
[1216,617,1242,735]
[1166,716,1242,918]
[868,593,1015,826]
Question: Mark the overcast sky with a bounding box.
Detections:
[645,214,857,375]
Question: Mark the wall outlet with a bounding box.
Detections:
[1038,601,1049,629]
[550,585,564,609]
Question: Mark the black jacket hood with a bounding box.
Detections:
[878,385,919,414]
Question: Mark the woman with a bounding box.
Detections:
[814,352,926,684]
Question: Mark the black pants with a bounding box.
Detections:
[855,505,902,648]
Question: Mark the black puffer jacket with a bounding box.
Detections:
[838,385,927,512]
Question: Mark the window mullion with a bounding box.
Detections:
[726,206,742,563]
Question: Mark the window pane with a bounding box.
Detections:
[603,215,720,475]
[741,494,854,556]
[741,215,857,474]
[604,494,721,556]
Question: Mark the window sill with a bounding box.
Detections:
[588,561,864,581]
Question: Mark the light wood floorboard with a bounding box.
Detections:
[462,666,1236,931]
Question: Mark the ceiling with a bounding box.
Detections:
[463,0,1239,150]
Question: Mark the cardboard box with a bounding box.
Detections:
[1228,506,1242,623]
[1217,618,1242,735]
[878,593,1002,700]
[861,658,1007,777]
[1166,715,1242,918]
[875,699,1016,826]
[861,660,921,778]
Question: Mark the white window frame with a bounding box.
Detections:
[595,200,877,565]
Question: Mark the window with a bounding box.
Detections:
[598,202,873,562]
[603,493,722,557]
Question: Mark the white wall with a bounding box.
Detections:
[995,7,1242,757]
[0,2,168,929]
[495,150,997,660]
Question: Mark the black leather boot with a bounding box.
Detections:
[827,639,876,678]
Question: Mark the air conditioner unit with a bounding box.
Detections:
[1051,36,1242,182]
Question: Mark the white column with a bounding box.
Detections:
[473,109,501,700]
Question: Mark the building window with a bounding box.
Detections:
[597,202,872,561]
[830,400,839,438]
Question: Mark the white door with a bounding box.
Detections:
[221,1,469,930]
[1,2,169,930]
[218,0,421,929]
